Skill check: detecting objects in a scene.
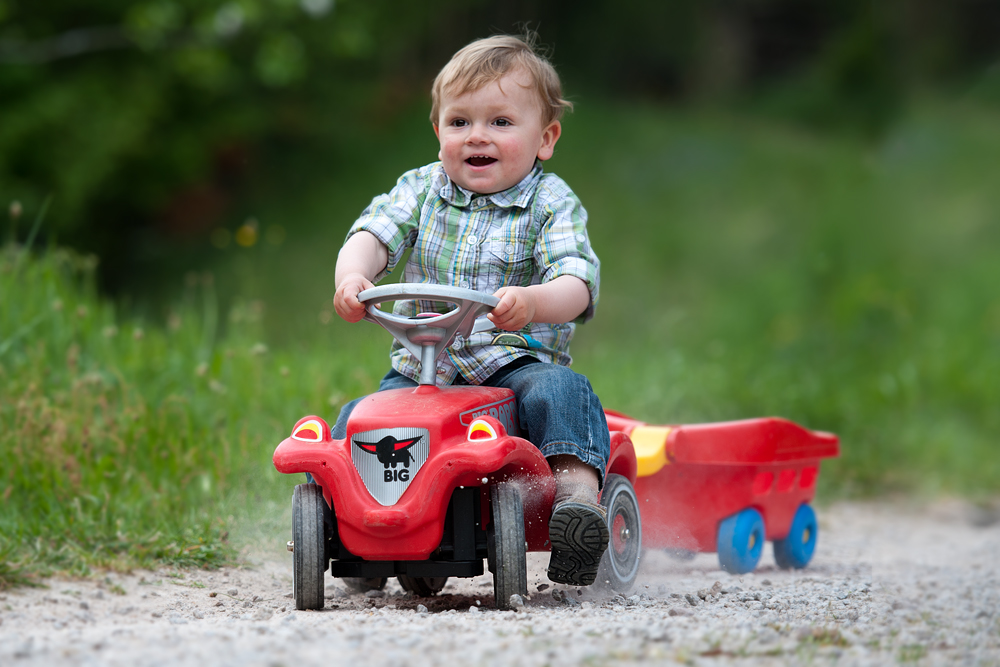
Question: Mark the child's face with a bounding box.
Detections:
[434,70,561,195]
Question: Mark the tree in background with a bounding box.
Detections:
[2,0,998,290]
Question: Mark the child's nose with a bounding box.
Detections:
[465,123,489,143]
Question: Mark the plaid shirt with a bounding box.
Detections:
[347,161,600,385]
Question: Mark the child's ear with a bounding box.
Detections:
[433,124,442,161]
[536,121,561,161]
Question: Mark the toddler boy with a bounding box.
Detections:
[333,34,610,586]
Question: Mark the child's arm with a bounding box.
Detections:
[487,275,590,332]
[333,231,389,323]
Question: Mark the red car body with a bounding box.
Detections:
[274,384,637,560]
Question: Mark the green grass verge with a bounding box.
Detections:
[0,243,386,586]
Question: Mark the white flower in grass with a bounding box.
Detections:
[195,363,209,377]
[132,328,144,340]
[103,326,118,338]
[250,343,268,356]
[209,380,227,394]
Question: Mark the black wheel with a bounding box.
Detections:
[342,577,388,594]
[488,483,527,610]
[397,575,448,597]
[292,483,327,610]
[596,474,642,593]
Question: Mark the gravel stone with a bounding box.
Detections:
[0,501,997,666]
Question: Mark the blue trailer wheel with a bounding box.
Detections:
[773,504,818,569]
[717,508,765,574]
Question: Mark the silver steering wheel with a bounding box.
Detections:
[358,283,499,386]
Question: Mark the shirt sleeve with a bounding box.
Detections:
[533,186,601,323]
[345,167,429,282]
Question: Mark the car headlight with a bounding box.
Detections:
[467,418,499,442]
[291,418,326,442]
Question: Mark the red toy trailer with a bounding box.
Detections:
[604,411,839,573]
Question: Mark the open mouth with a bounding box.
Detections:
[466,155,497,167]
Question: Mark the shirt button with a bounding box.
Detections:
[505,244,515,255]
[451,338,463,351]
[460,280,470,289]
[467,235,478,245]
[575,233,586,243]
[474,198,485,207]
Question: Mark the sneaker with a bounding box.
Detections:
[546,500,610,586]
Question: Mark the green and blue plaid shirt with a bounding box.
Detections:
[347,161,600,385]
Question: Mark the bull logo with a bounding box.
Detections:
[350,427,429,506]
[354,435,420,469]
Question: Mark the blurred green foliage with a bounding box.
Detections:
[2,0,999,291]
[0,0,456,285]
[558,101,1000,496]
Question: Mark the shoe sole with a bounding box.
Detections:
[547,502,610,586]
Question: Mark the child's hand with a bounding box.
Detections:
[334,273,376,323]
[488,286,536,331]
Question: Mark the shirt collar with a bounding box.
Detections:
[438,161,543,209]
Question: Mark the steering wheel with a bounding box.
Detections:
[357,284,499,385]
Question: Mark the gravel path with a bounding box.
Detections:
[2,500,998,666]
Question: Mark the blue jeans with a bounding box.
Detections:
[330,361,611,486]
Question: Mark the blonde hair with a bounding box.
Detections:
[430,34,573,126]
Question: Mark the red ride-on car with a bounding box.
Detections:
[273,285,641,611]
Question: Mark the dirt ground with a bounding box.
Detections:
[1,500,998,666]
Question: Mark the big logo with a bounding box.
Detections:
[350,427,429,506]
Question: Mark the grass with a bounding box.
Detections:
[559,98,1000,496]
[0,242,384,586]
[2,97,1000,586]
